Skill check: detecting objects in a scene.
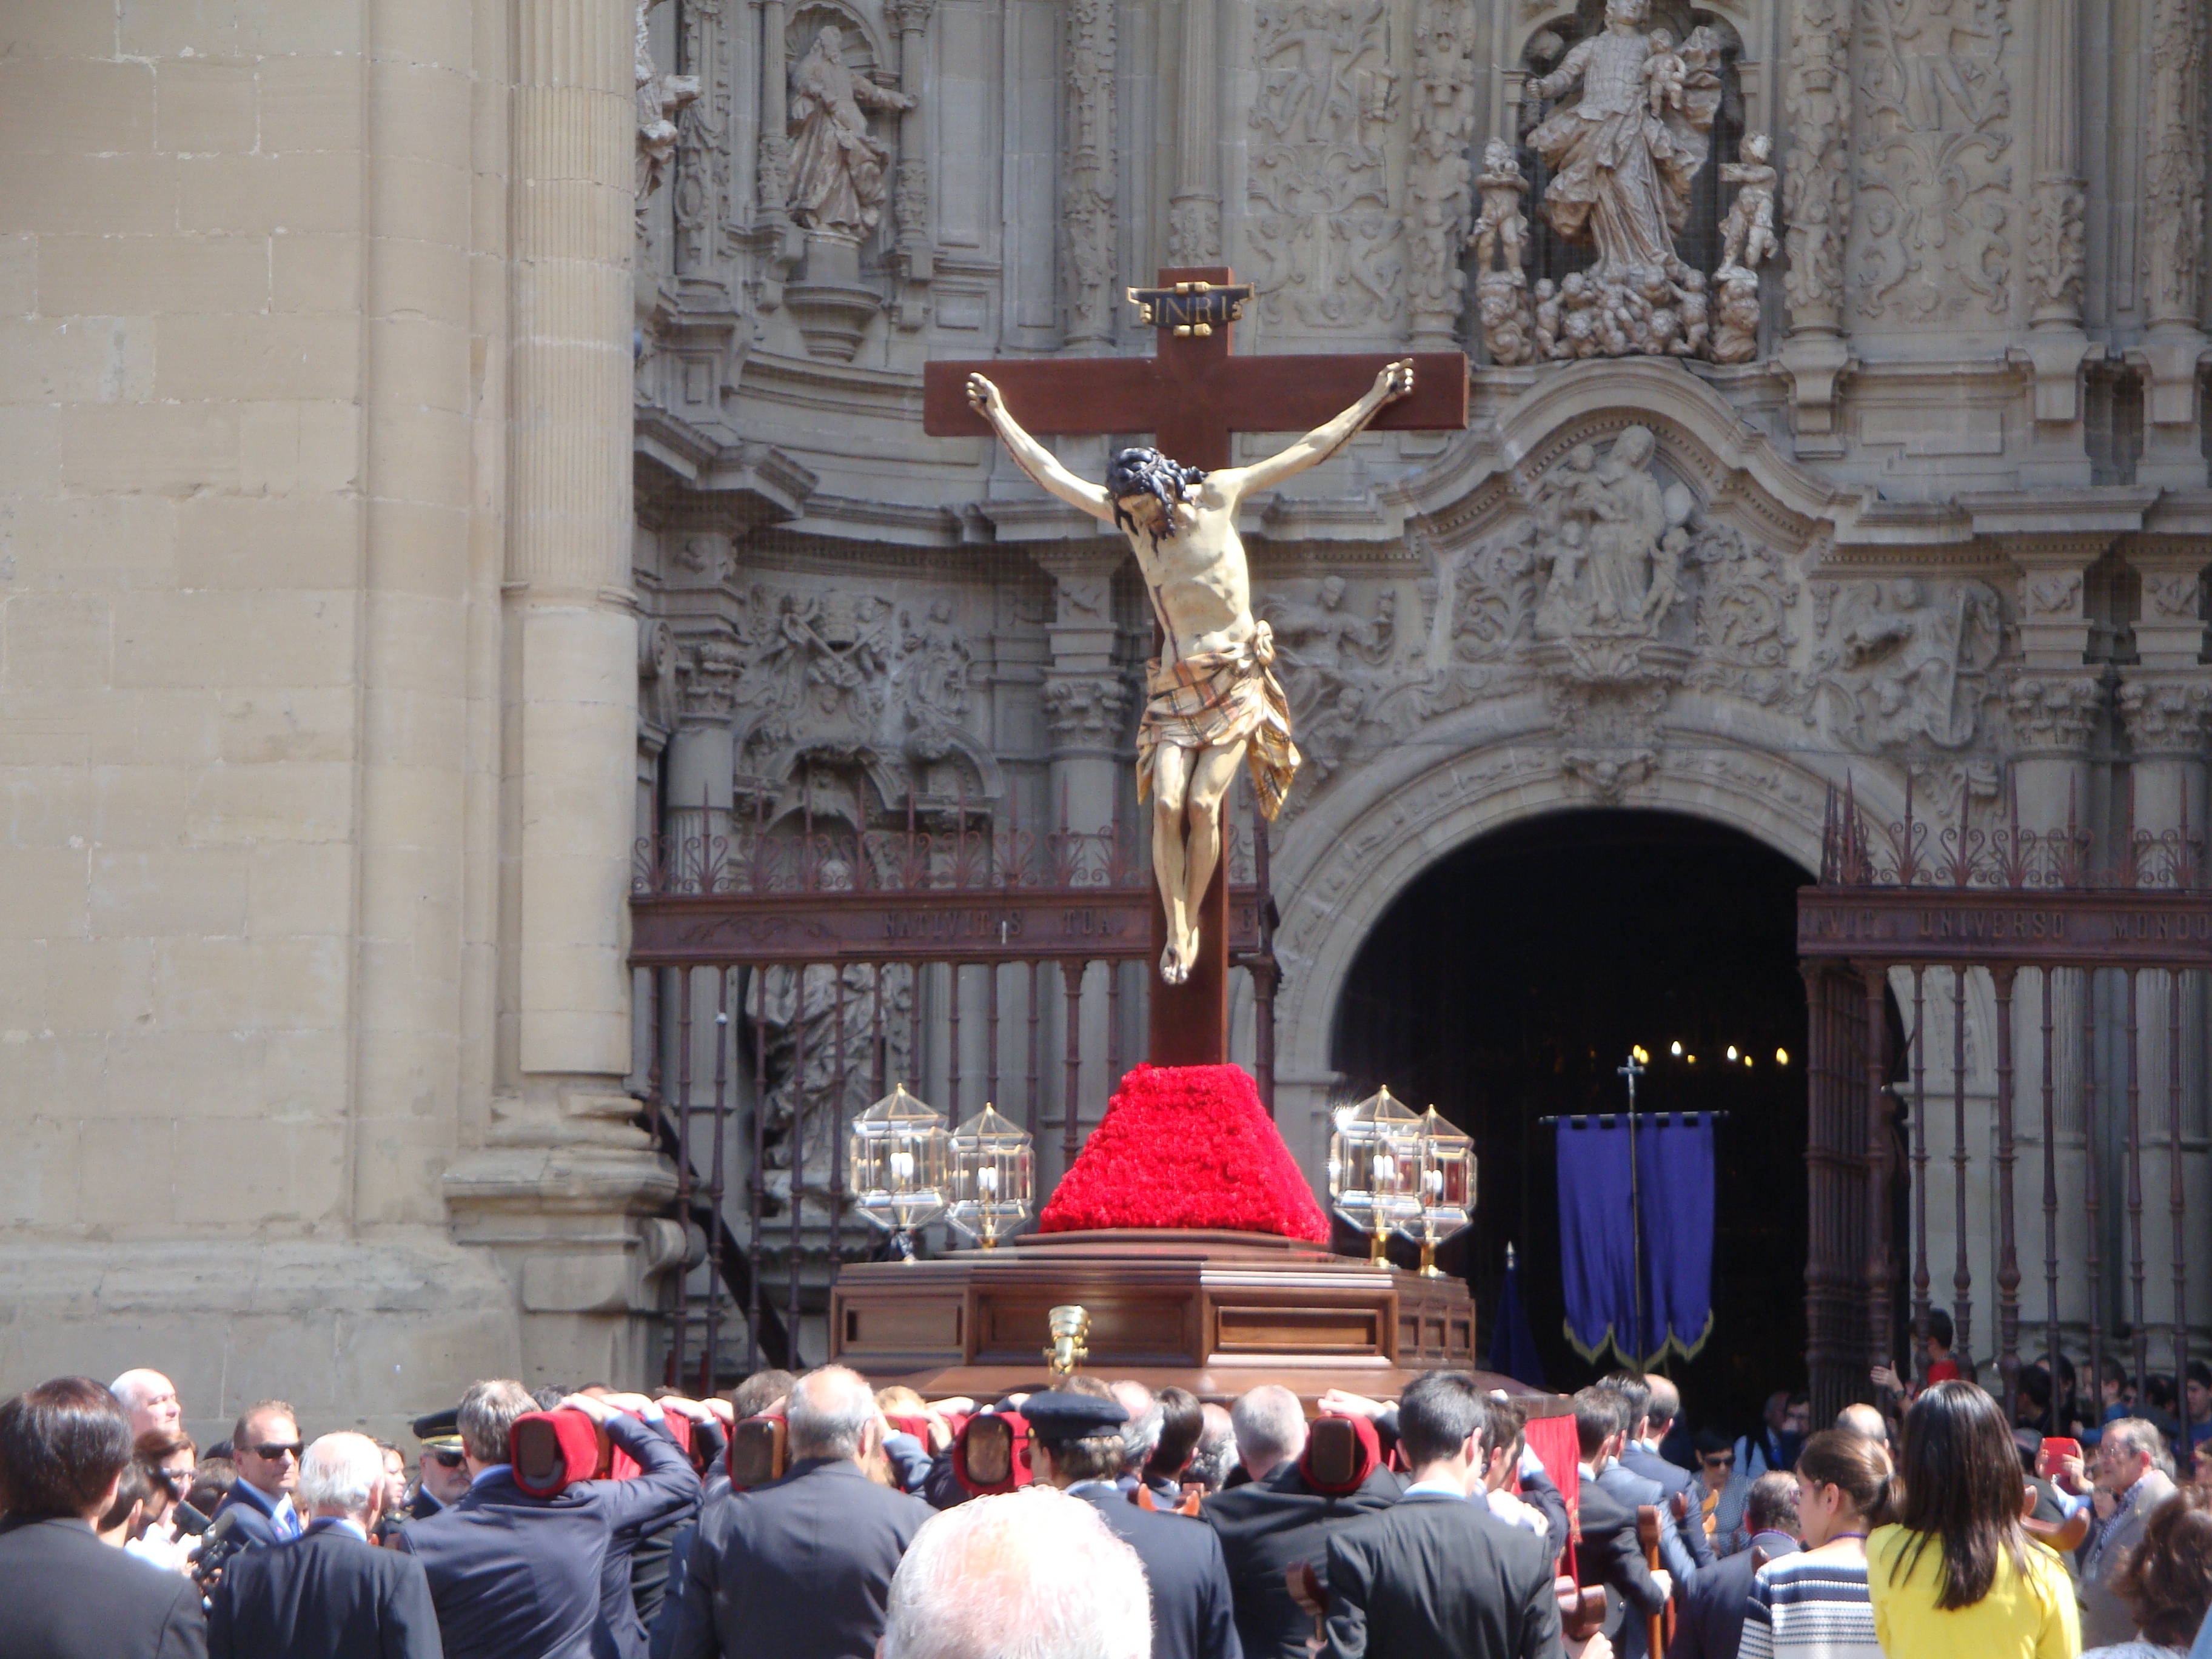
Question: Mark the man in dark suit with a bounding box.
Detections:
[669,1365,933,1659]
[1202,1384,1399,1659]
[209,1431,442,1659]
[1024,1389,1242,1659]
[1666,1472,1797,1659]
[398,1382,699,1659]
[1570,1390,1672,1659]
[0,1375,207,1659]
[1598,1377,1711,1586]
[1320,1372,1560,1659]
[214,1398,307,1551]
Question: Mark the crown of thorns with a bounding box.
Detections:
[1105,447,1205,548]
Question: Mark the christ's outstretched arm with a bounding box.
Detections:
[966,374,1114,520]
[1208,359,1415,501]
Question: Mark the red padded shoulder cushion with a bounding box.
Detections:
[510,1409,606,1497]
[1300,1415,1381,1495]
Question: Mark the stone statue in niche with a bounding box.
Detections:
[1468,141,1537,364]
[1530,427,1694,638]
[745,857,914,1215]
[787,25,913,236]
[899,598,974,761]
[1479,2,1778,367]
[634,0,699,218]
[1529,1,1717,276]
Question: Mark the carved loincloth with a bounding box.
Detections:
[1134,622,1302,821]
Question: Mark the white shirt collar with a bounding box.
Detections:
[1403,1476,1469,1500]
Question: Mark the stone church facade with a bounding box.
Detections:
[2,0,2207,1431]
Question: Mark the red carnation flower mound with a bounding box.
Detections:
[1037,1063,1329,1241]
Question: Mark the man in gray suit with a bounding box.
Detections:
[669,1366,931,1659]
[2080,1416,2180,1647]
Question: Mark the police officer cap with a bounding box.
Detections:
[1021,1392,1128,1443]
[411,1406,463,1449]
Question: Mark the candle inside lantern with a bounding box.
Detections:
[1374,1153,1396,1184]
[891,1150,914,1182]
[979,1165,998,1196]
[1425,1167,1443,1198]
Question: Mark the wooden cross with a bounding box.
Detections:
[923,266,1470,1068]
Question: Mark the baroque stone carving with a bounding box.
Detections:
[1470,142,1535,364]
[2142,571,2204,622]
[1042,674,1133,746]
[711,585,980,790]
[635,0,701,229]
[1247,0,1399,327]
[1264,577,1401,783]
[2026,175,2087,319]
[2145,0,2208,329]
[2005,672,2103,754]
[1718,133,1779,277]
[1852,0,2014,321]
[2119,677,2212,755]
[1520,0,1723,354]
[745,866,914,1214]
[1061,0,1118,347]
[1406,0,1476,346]
[786,24,913,236]
[1781,0,1851,326]
[1805,579,2004,750]
[897,599,973,759]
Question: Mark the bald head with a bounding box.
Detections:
[1109,1381,1161,1473]
[1644,1376,1681,1437]
[109,1370,180,1440]
[1836,1403,1889,1446]
[788,1366,880,1462]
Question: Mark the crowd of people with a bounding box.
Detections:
[1,1341,2210,1659]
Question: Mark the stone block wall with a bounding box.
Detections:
[0,0,647,1444]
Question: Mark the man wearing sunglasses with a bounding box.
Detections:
[213,1399,307,1549]
[410,1408,474,1520]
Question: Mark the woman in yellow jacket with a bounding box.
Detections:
[1868,1379,2081,1659]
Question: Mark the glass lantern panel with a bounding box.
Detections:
[849,1083,951,1232]
[1328,1086,1424,1235]
[1396,1108,1475,1245]
[947,1104,1036,1241]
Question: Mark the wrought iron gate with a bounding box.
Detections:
[1798,780,2212,1430]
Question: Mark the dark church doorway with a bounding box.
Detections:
[1332,808,1812,1439]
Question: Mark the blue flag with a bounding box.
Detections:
[1486,1244,1546,1389]
[1555,1115,1715,1366]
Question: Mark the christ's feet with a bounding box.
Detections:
[1158,922,1201,986]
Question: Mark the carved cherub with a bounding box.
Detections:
[1558,274,1603,358]
[1672,269,1710,357]
[1478,273,1535,365]
[1533,278,1563,358]
[1467,139,1531,275]
[1642,28,1687,116]
[1709,267,1761,363]
[1718,132,1780,273]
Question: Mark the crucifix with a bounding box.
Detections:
[1618,1047,1648,1358]
[924,267,1469,1067]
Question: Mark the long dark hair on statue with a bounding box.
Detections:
[1105,447,1204,548]
[1886,1380,2026,1610]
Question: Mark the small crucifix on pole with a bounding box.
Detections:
[924,267,1469,1068]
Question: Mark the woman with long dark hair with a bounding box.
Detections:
[1740,1428,1891,1658]
[1867,1380,2080,1657]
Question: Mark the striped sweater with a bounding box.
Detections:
[1738,1551,1883,1659]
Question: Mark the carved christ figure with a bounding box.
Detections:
[966,361,1417,984]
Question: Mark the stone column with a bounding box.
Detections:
[1778,0,1852,447]
[1060,0,1118,349]
[1166,0,1222,261]
[2128,0,2210,486]
[2020,0,2093,476]
[446,0,678,1389]
[666,640,741,873]
[1038,546,1133,1167]
[886,0,935,327]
